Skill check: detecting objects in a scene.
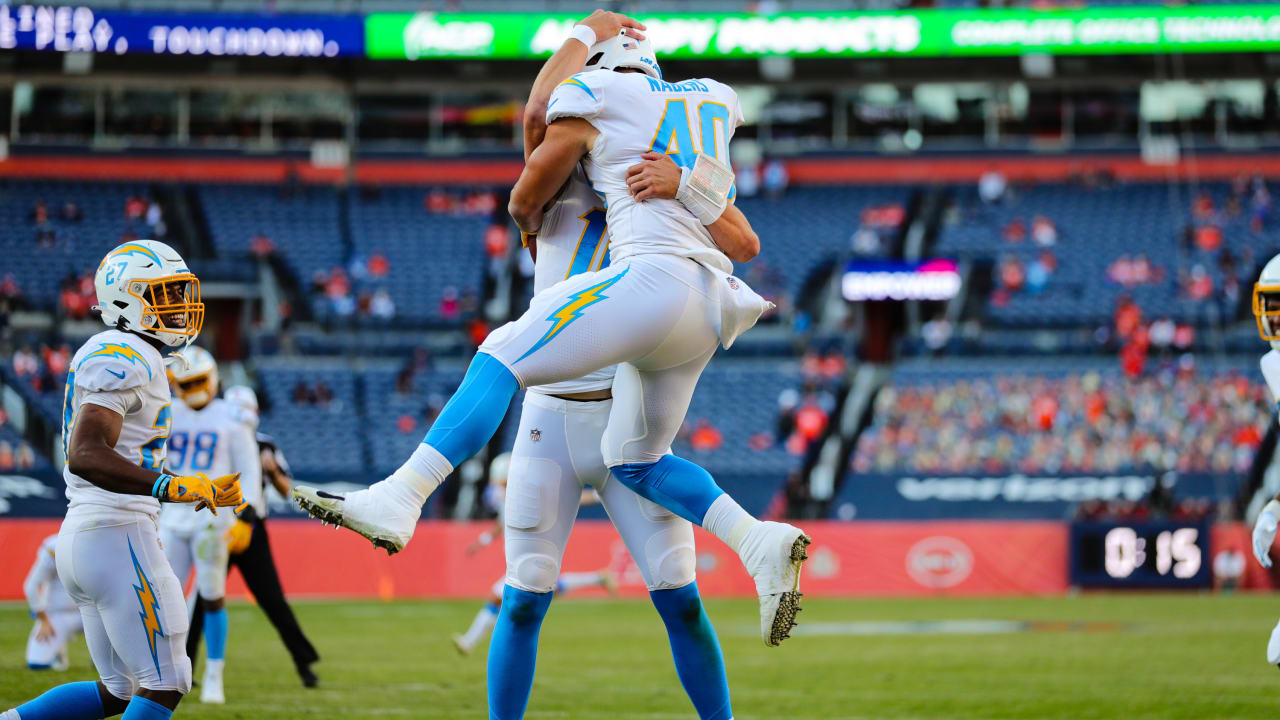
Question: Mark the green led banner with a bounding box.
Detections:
[364,5,1280,60]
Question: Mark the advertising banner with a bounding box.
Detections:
[365,6,1280,60]
[0,519,1069,600]
[0,5,363,57]
[832,473,1239,520]
[843,258,961,302]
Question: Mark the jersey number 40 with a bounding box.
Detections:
[647,99,732,169]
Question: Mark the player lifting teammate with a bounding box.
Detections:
[3,240,244,720]
[296,14,810,650]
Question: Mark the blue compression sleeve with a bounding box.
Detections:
[13,681,105,720]
[613,455,725,525]
[650,583,733,720]
[120,696,172,720]
[204,607,228,662]
[486,585,554,720]
[424,352,521,468]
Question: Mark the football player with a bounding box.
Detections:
[452,453,616,658]
[3,239,243,720]
[22,534,83,671]
[295,20,810,656]
[1249,253,1280,667]
[184,385,321,688]
[159,347,261,704]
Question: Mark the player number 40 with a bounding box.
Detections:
[648,99,731,170]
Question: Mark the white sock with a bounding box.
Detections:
[460,605,498,647]
[394,444,452,505]
[702,494,758,555]
[204,658,224,677]
[557,571,603,593]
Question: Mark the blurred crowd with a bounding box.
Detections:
[852,363,1270,476]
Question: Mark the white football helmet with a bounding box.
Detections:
[94,240,203,348]
[224,385,259,414]
[1254,252,1280,352]
[585,30,661,79]
[170,345,218,410]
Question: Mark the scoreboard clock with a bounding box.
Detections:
[1069,521,1210,588]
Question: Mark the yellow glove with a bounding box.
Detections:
[152,472,242,514]
[225,520,253,555]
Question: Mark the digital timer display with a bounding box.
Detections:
[1070,521,1211,588]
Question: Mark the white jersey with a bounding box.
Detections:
[62,329,172,518]
[23,534,76,615]
[159,397,261,532]
[546,70,744,275]
[525,167,617,396]
[1263,350,1280,420]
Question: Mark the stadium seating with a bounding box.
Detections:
[0,179,151,308]
[735,186,911,298]
[851,355,1269,481]
[346,187,489,325]
[936,181,1279,328]
[198,184,345,287]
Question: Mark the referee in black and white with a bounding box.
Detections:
[188,385,321,688]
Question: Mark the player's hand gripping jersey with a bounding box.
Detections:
[546,71,743,275]
[160,398,262,533]
[61,329,173,517]
[523,166,616,396]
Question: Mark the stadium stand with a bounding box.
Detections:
[851,356,1270,478]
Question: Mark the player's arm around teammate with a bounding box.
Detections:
[624,152,761,262]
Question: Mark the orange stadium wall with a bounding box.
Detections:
[1,520,1268,600]
[2,519,1072,600]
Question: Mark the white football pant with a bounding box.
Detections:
[503,392,696,594]
[25,609,83,669]
[160,523,230,600]
[481,254,721,469]
[56,508,192,699]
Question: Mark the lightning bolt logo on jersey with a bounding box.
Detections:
[128,537,165,677]
[517,267,628,363]
[82,343,153,379]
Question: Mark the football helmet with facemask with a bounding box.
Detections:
[94,240,203,348]
[1253,253,1280,351]
[169,345,219,410]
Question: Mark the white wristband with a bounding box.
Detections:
[1265,499,1280,518]
[568,25,596,49]
[676,153,736,225]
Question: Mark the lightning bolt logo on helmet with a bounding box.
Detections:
[128,538,165,677]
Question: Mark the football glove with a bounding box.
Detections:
[225,519,253,555]
[152,472,243,514]
[1253,499,1280,568]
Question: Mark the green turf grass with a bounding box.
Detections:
[2,593,1277,719]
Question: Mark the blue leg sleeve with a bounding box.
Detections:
[650,583,733,720]
[424,353,521,468]
[613,455,725,525]
[120,697,172,720]
[486,585,554,720]
[204,607,228,662]
[13,681,105,720]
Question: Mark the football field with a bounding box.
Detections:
[1,593,1276,719]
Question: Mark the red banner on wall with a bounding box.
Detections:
[1,518,1075,600]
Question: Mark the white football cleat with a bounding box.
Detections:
[1267,618,1280,666]
[740,521,811,647]
[200,662,225,704]
[294,481,421,555]
[52,647,69,671]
